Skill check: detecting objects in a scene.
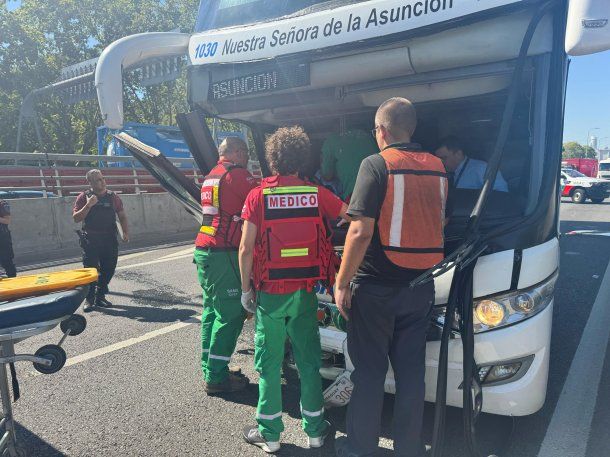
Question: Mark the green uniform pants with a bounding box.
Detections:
[255,289,326,442]
[194,248,246,384]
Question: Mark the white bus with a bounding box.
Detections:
[95,0,610,421]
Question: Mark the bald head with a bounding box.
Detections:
[218,137,249,167]
[374,97,417,147]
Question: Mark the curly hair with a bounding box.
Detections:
[265,126,311,175]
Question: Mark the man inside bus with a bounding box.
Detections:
[320,128,378,201]
[435,136,508,192]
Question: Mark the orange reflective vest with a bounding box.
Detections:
[377,147,448,270]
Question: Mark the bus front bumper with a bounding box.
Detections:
[319,300,552,417]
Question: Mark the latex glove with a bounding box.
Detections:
[241,289,256,313]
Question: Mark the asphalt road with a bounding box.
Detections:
[4,199,610,457]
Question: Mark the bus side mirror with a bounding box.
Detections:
[566,0,610,56]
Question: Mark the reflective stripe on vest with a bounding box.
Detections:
[281,248,309,257]
[199,163,237,237]
[378,149,448,270]
[200,225,217,236]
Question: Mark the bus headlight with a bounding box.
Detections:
[475,300,506,327]
[473,271,557,333]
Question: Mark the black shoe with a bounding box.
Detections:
[95,296,113,308]
[243,426,280,453]
[83,296,96,313]
[335,436,357,457]
[205,372,248,394]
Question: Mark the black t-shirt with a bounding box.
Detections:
[347,143,428,285]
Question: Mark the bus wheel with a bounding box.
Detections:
[590,198,605,204]
[571,188,586,204]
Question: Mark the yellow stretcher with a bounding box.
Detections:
[0,268,98,301]
[1,269,97,456]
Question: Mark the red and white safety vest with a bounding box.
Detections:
[253,177,338,290]
[377,147,448,270]
[199,162,241,239]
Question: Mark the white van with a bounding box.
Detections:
[599,159,610,180]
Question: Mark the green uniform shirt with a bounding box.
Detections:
[321,129,378,200]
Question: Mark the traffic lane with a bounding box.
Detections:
[586,327,610,457]
[560,198,610,224]
[13,204,610,455]
[15,323,359,457]
[510,213,610,456]
[14,246,202,378]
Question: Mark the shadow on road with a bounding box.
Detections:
[98,291,198,323]
[14,421,66,456]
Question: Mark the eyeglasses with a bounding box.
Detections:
[371,126,380,137]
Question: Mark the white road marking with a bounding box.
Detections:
[565,230,610,237]
[30,317,202,377]
[65,318,200,368]
[116,250,151,262]
[158,247,195,260]
[23,245,202,377]
[538,259,610,457]
[115,253,193,271]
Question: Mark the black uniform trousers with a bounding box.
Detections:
[81,233,118,298]
[0,230,16,278]
[345,281,434,457]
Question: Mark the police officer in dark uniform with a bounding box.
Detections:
[0,198,17,278]
[73,169,129,312]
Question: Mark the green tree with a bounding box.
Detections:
[562,141,597,159]
[0,0,198,154]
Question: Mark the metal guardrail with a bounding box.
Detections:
[0,152,202,197]
[0,151,196,165]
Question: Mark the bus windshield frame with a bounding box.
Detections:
[195,0,366,32]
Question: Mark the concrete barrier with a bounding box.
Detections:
[7,193,199,265]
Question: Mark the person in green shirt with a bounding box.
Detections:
[320,129,378,201]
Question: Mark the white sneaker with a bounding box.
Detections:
[243,426,280,453]
[308,420,332,448]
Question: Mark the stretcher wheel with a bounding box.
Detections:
[33,345,67,374]
[60,314,87,336]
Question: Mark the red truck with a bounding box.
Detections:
[561,158,599,178]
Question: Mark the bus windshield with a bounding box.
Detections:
[195,0,365,31]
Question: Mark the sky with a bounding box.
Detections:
[5,0,19,12]
[3,0,609,147]
[563,51,610,148]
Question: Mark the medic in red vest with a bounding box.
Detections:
[238,126,349,453]
[194,137,258,395]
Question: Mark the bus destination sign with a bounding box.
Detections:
[209,63,310,100]
[190,0,521,65]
